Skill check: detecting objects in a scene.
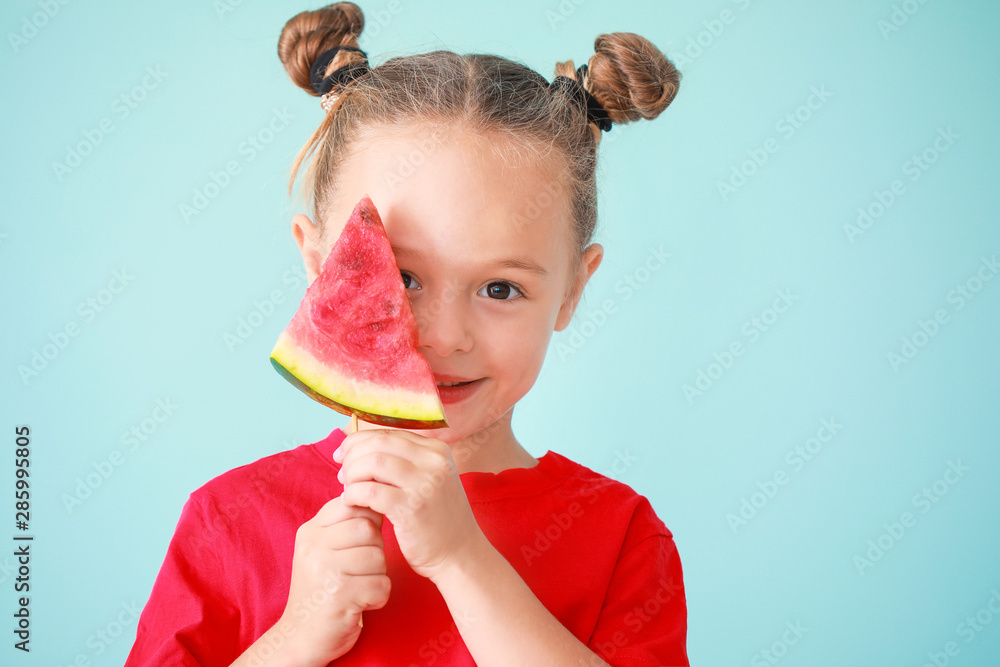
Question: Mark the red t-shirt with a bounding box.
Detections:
[125,428,688,666]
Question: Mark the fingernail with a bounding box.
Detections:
[332,445,342,462]
[337,467,344,483]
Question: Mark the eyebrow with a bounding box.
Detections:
[392,245,549,278]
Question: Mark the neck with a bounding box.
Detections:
[448,409,538,475]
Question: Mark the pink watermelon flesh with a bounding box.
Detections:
[270,195,447,428]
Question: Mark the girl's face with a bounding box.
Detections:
[292,123,602,448]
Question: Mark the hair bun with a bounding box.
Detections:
[277,2,366,96]
[585,32,680,126]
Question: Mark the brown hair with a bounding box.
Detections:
[277,2,679,263]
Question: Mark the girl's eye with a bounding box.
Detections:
[401,272,421,290]
[402,273,522,300]
[478,281,523,301]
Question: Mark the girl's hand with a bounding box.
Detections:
[278,496,390,665]
[334,430,487,583]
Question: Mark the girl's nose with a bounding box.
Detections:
[413,282,473,357]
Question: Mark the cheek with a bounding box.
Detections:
[479,310,554,380]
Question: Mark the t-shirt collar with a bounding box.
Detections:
[311,427,568,501]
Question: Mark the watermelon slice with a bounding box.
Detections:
[270,195,447,428]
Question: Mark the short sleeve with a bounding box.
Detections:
[125,493,241,667]
[587,527,688,666]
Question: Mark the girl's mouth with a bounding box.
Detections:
[434,378,484,404]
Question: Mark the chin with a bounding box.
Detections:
[422,420,477,445]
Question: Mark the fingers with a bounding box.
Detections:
[283,490,392,660]
[341,480,409,516]
[302,498,385,556]
[312,494,383,529]
[344,573,391,612]
[336,544,387,576]
[337,431,455,493]
[334,430,448,469]
[313,516,385,552]
[340,450,419,488]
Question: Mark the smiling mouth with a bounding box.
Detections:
[433,378,485,404]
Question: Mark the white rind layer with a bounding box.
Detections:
[271,330,445,422]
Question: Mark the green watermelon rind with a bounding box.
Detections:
[271,330,447,429]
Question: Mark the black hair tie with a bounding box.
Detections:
[550,64,613,132]
[310,45,369,96]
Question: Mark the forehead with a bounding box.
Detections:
[322,123,575,265]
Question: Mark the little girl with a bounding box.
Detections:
[125,3,685,665]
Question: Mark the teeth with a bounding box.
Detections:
[437,381,469,387]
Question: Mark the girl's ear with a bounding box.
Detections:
[555,243,604,332]
[291,213,325,284]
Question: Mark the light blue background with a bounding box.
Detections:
[2,0,999,665]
